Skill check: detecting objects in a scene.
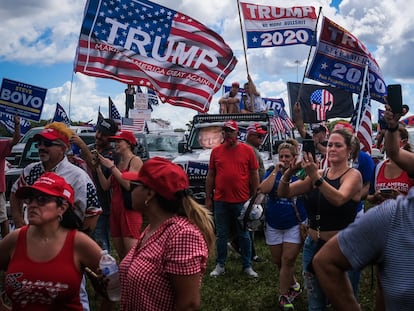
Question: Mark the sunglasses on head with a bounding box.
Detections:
[24,195,62,206]
[130,181,145,191]
[35,139,63,148]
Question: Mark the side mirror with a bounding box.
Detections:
[178,141,187,154]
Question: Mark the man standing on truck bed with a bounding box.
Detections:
[206,120,260,278]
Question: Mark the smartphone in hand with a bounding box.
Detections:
[387,84,403,114]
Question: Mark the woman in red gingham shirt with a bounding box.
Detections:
[120,157,215,311]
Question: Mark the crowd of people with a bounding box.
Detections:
[0,93,413,311]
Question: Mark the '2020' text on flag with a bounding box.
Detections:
[240,3,317,48]
[75,0,237,113]
[307,17,386,102]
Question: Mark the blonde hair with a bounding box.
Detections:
[156,193,215,252]
[44,122,74,141]
[277,138,299,156]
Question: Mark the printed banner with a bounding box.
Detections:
[241,3,317,48]
[306,17,386,102]
[75,0,237,113]
[0,78,47,121]
[0,112,31,137]
[287,82,354,123]
[52,103,71,126]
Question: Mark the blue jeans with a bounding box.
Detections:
[92,214,110,251]
[303,236,359,310]
[213,201,252,269]
[303,236,327,311]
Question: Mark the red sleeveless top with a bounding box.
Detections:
[5,226,83,310]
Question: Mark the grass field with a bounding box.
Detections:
[88,232,377,310]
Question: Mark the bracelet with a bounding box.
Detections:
[387,125,399,132]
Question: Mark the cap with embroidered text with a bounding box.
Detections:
[97,118,118,136]
[16,172,75,206]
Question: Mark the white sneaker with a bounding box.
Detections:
[210,264,225,277]
[243,267,258,278]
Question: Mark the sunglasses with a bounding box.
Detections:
[256,134,264,139]
[130,181,145,191]
[24,195,61,206]
[35,139,63,148]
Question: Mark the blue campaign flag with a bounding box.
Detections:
[0,112,31,137]
[52,103,71,126]
[0,78,47,121]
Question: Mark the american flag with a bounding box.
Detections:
[121,117,145,133]
[310,89,334,121]
[147,88,158,111]
[270,116,285,133]
[74,0,237,113]
[52,103,71,126]
[109,97,122,128]
[351,95,372,154]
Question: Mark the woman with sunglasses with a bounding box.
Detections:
[0,172,103,310]
[97,130,143,260]
[119,157,215,311]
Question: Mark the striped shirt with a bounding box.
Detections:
[338,188,414,310]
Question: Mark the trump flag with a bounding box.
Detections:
[287,82,354,123]
[74,0,237,113]
[307,17,386,102]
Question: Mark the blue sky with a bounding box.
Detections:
[1,0,413,129]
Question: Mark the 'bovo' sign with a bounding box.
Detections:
[0,78,47,121]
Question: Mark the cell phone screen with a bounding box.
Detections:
[302,139,316,159]
[387,84,403,114]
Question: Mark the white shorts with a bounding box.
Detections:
[265,222,302,245]
[0,193,7,223]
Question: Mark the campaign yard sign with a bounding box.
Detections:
[0,78,47,121]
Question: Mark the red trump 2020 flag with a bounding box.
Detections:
[74,0,237,113]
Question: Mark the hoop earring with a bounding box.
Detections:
[58,214,63,222]
[144,200,149,207]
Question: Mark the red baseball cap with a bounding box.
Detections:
[333,121,354,134]
[34,128,70,146]
[246,123,267,135]
[231,82,240,88]
[109,130,137,145]
[122,157,189,200]
[223,120,238,131]
[16,172,75,206]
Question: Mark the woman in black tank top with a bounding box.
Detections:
[277,129,362,311]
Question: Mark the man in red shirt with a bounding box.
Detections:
[205,120,260,277]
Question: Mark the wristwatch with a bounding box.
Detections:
[314,177,324,187]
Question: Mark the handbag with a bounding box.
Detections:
[291,198,308,243]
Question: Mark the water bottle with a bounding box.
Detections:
[99,250,121,302]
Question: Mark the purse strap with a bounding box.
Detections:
[291,198,303,224]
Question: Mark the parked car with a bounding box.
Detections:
[7,125,96,166]
[146,133,183,160]
[173,113,275,203]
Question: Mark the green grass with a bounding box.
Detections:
[87,232,376,310]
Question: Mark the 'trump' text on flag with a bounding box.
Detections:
[240,3,317,48]
[306,17,386,102]
[74,0,237,113]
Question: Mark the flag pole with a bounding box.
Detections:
[295,6,323,104]
[68,72,74,125]
[236,0,249,75]
[355,62,369,134]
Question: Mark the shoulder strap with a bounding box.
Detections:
[338,167,352,179]
[126,156,135,170]
[374,160,386,182]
